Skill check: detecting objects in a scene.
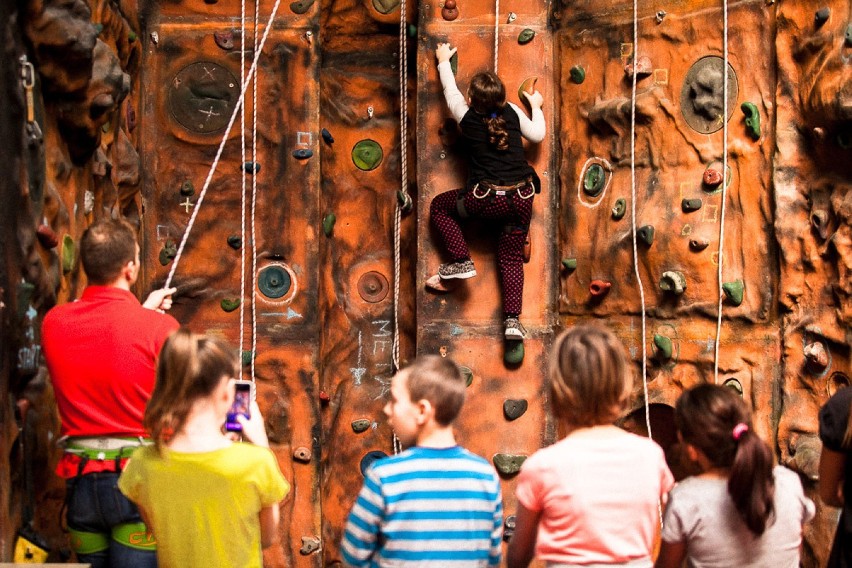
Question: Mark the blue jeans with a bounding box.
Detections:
[66,472,157,568]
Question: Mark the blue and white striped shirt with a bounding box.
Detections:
[341,446,503,567]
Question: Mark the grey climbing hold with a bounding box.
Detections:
[359,450,388,476]
[611,198,626,220]
[659,271,687,295]
[689,239,710,251]
[243,161,260,174]
[351,419,371,433]
[569,65,585,84]
[637,225,655,246]
[159,240,177,266]
[293,149,313,160]
[459,366,474,387]
[503,399,528,421]
[227,235,242,250]
[293,447,312,463]
[321,128,334,144]
[518,29,535,45]
[682,198,702,212]
[814,7,830,27]
[493,453,527,476]
[180,180,195,196]
[504,341,524,365]
[299,536,321,555]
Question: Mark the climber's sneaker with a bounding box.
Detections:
[425,274,459,293]
[504,317,526,340]
[437,259,477,280]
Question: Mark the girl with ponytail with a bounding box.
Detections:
[819,385,852,567]
[118,329,290,568]
[656,383,814,568]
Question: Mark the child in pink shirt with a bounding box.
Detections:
[507,325,674,567]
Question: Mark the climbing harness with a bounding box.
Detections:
[713,1,730,384]
[471,179,535,200]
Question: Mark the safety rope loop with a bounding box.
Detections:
[238,0,248,378]
[392,0,409,372]
[714,0,730,384]
[164,0,284,291]
[250,0,260,383]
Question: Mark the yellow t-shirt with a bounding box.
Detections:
[118,443,290,568]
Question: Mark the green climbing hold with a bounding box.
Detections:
[682,198,702,212]
[504,341,525,365]
[128,31,137,42]
[611,198,626,220]
[227,235,242,250]
[814,7,830,27]
[258,265,291,299]
[653,334,673,359]
[352,140,383,171]
[242,350,255,366]
[518,29,535,45]
[740,102,760,141]
[220,298,241,312]
[450,52,458,75]
[569,65,585,84]
[459,366,474,387]
[94,23,104,35]
[561,258,577,271]
[637,225,655,246]
[722,279,744,306]
[61,234,76,273]
[493,453,527,476]
[397,190,413,214]
[846,23,852,47]
[158,240,177,266]
[180,180,195,196]
[407,24,417,38]
[289,0,315,14]
[322,213,336,237]
[351,419,371,433]
[583,164,606,197]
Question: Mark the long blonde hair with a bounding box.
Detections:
[145,329,238,452]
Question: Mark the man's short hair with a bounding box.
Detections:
[403,355,466,426]
[80,219,138,285]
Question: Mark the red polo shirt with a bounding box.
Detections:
[42,286,179,476]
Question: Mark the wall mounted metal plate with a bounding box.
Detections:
[168,61,239,134]
[680,56,738,135]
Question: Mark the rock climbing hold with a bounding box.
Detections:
[846,23,852,47]
[290,0,315,14]
[583,164,606,197]
[299,536,321,555]
[159,240,177,266]
[504,341,525,365]
[625,56,652,78]
[180,180,195,196]
[653,334,673,359]
[637,225,655,246]
[351,419,371,433]
[242,350,254,366]
[372,0,399,14]
[722,279,744,306]
[321,128,334,144]
[503,399,528,421]
[126,105,137,132]
[213,31,234,50]
[589,279,612,297]
[724,378,743,397]
[689,239,710,251]
[128,31,138,42]
[319,390,330,403]
[397,190,413,214]
[457,365,474,387]
[503,515,516,542]
[352,140,383,171]
[243,161,261,174]
[493,453,527,476]
[94,23,104,35]
[506,11,516,23]
[357,271,389,303]
[450,51,458,75]
[518,77,538,112]
[36,225,59,249]
[682,198,703,212]
[293,149,313,160]
[561,258,577,271]
[810,210,830,239]
[655,10,666,23]
[518,29,536,45]
[322,213,336,237]
[441,0,459,21]
[258,265,292,299]
[569,65,585,84]
[61,235,76,272]
[227,235,242,250]
[293,447,312,463]
[359,450,388,476]
[814,7,830,27]
[220,298,241,312]
[702,168,723,188]
[659,271,687,295]
[611,198,626,220]
[740,102,760,141]
[407,24,417,38]
[804,341,829,372]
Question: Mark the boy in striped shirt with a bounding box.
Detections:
[342,355,503,567]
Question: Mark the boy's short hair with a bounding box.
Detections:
[548,325,632,428]
[403,355,466,426]
[80,218,138,285]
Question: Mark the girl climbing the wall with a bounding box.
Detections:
[118,329,290,568]
[427,42,545,340]
[655,383,815,568]
[507,325,674,568]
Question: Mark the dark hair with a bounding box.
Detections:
[469,71,509,151]
[548,325,632,429]
[402,355,466,426]
[80,218,138,284]
[145,329,239,452]
[676,384,775,535]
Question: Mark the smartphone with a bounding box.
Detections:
[225,380,254,433]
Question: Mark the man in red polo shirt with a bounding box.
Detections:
[42,218,179,568]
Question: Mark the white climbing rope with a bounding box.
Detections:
[392,0,409,373]
[493,0,500,72]
[238,0,248,378]
[629,0,653,444]
[250,1,260,382]
[164,0,283,291]
[713,1,730,384]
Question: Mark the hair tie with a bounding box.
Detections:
[488,112,498,119]
[732,423,749,441]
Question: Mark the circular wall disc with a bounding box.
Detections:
[680,56,738,135]
[352,140,383,171]
[258,265,292,299]
[169,61,239,133]
[357,271,389,303]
